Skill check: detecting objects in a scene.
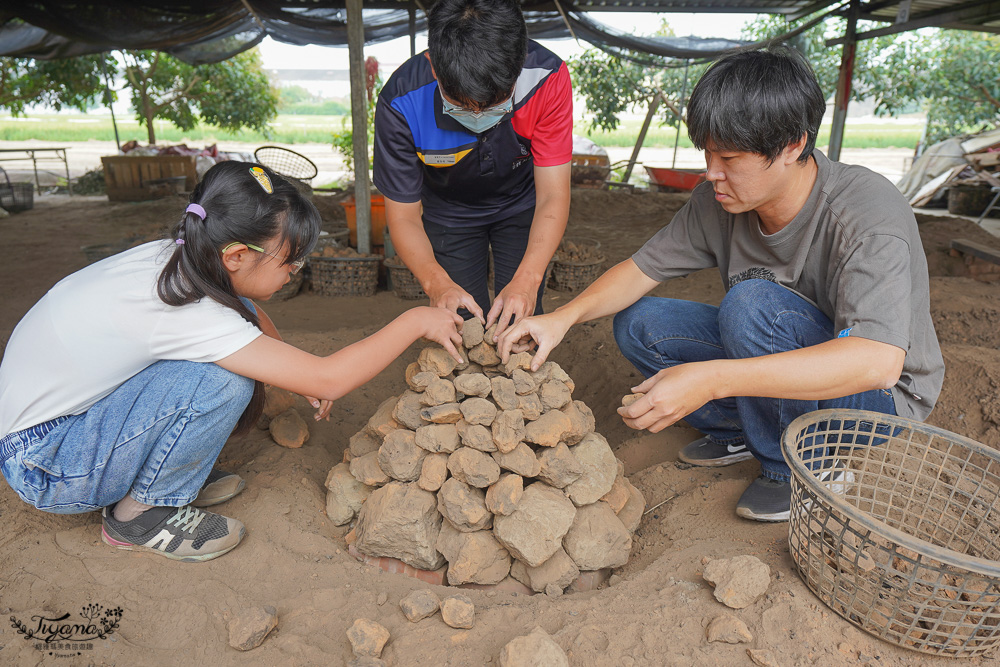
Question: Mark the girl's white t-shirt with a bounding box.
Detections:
[0,241,262,438]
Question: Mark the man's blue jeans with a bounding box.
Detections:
[613,279,896,481]
[0,360,254,514]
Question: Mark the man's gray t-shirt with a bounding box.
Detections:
[632,150,943,421]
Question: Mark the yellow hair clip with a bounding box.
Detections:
[249,166,273,194]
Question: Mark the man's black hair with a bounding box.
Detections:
[428,0,527,108]
[687,47,826,165]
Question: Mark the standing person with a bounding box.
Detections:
[0,161,464,562]
[373,0,572,336]
[498,47,944,522]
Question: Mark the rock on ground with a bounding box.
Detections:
[400,589,440,622]
[325,462,372,526]
[705,613,753,644]
[462,318,485,348]
[437,521,512,585]
[349,429,382,458]
[378,429,426,482]
[493,482,576,567]
[228,605,278,651]
[437,477,493,532]
[616,479,645,534]
[350,451,390,488]
[536,443,584,488]
[418,346,459,376]
[415,423,461,454]
[485,473,524,515]
[355,482,445,570]
[347,618,390,658]
[564,433,617,506]
[562,501,633,571]
[269,408,309,448]
[491,442,541,478]
[454,373,491,398]
[457,420,497,452]
[499,626,569,667]
[417,453,449,492]
[261,387,296,421]
[448,447,501,488]
[702,555,771,609]
[747,649,781,667]
[509,547,580,594]
[440,594,475,629]
[523,410,572,447]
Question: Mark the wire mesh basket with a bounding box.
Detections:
[271,270,303,301]
[783,409,1000,658]
[309,255,379,297]
[384,257,427,300]
[549,237,605,292]
[253,146,318,183]
[0,167,34,213]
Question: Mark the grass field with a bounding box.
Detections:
[0,113,924,150]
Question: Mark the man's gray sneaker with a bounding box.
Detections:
[192,469,246,507]
[736,475,792,522]
[678,436,754,467]
[737,466,855,522]
[102,504,245,562]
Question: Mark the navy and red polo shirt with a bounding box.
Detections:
[373,40,573,228]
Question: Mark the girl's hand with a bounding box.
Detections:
[411,306,465,363]
[304,395,333,421]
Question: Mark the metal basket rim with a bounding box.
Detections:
[783,408,1000,579]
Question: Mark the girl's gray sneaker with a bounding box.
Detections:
[101,504,245,562]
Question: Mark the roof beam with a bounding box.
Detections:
[788,0,843,21]
[828,0,1000,43]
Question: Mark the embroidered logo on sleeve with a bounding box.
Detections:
[837,327,853,338]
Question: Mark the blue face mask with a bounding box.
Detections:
[441,94,513,134]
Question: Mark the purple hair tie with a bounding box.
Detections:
[175,239,185,245]
[186,203,206,220]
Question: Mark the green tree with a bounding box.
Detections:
[859,30,1000,143]
[121,48,279,144]
[0,53,114,115]
[569,21,709,133]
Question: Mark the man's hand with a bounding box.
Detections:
[617,363,717,433]
[410,306,466,363]
[426,278,485,323]
[486,274,540,340]
[496,310,574,371]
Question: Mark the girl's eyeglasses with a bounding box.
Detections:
[223,242,305,274]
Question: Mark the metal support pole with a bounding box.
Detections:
[347,0,372,255]
[829,0,859,162]
[409,5,417,57]
[671,60,690,169]
[622,93,661,184]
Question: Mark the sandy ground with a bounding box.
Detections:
[2,185,1000,666]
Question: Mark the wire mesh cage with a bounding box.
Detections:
[253,146,318,183]
[384,257,427,300]
[0,166,34,213]
[549,237,605,292]
[783,409,1000,657]
[309,255,379,297]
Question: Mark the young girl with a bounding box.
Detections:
[0,161,463,563]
